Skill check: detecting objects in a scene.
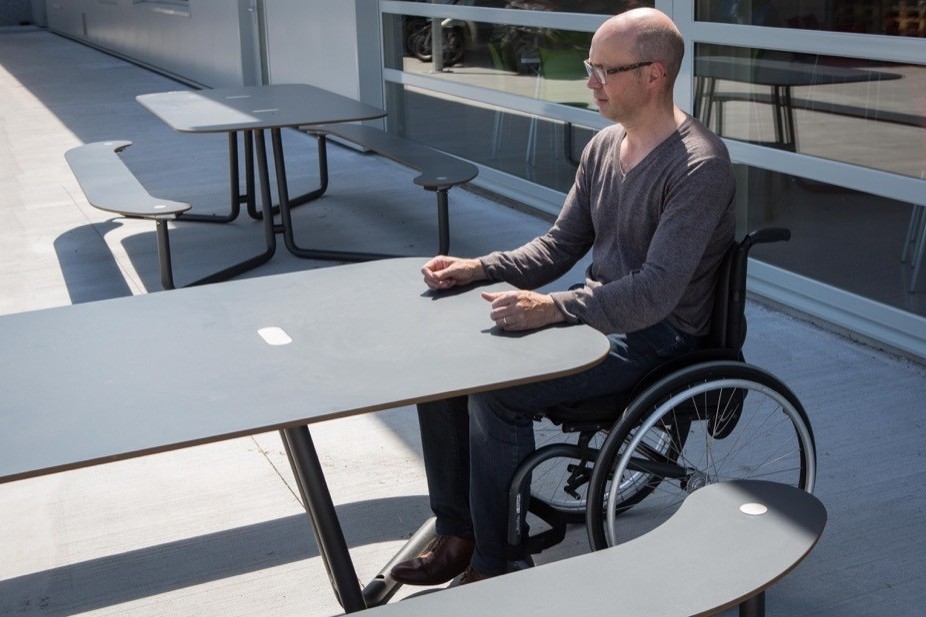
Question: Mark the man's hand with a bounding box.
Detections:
[482,290,566,331]
[421,256,486,290]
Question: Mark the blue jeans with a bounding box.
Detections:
[415,320,701,575]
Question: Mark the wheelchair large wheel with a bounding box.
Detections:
[527,416,676,525]
[586,360,816,550]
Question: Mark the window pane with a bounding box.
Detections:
[386,82,595,193]
[696,0,926,37]
[694,44,926,179]
[736,165,926,315]
[433,1,648,15]
[387,16,595,109]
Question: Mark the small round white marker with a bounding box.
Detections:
[740,502,768,515]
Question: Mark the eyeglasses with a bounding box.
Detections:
[583,59,653,85]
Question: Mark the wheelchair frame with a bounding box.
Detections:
[505,228,818,559]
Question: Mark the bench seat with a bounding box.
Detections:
[65,140,191,290]
[308,124,479,255]
[365,481,826,617]
[65,140,191,220]
[65,140,275,290]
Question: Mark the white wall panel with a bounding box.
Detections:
[263,0,358,99]
[44,0,247,88]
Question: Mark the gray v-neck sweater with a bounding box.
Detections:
[481,115,736,336]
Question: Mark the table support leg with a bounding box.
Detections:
[248,130,329,221]
[287,132,329,208]
[271,128,394,262]
[177,132,244,223]
[150,136,277,290]
[281,425,367,613]
[178,131,276,286]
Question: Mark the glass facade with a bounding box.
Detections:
[385,11,604,194]
[696,0,926,36]
[693,45,925,179]
[381,1,926,353]
[385,82,596,193]
[735,166,926,317]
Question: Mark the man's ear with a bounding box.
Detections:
[648,61,667,84]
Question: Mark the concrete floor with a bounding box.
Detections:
[2,27,925,617]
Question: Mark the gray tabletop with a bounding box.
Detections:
[0,258,609,483]
[136,83,386,133]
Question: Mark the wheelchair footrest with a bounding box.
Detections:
[507,497,569,560]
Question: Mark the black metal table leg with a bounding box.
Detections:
[178,132,244,223]
[248,130,330,221]
[180,129,277,287]
[281,425,367,613]
[270,128,394,262]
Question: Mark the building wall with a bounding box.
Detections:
[0,0,34,26]
[44,0,247,87]
[42,0,379,104]
[261,0,383,105]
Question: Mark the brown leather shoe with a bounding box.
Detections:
[390,535,475,585]
[452,565,492,586]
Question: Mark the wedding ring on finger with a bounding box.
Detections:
[503,316,509,326]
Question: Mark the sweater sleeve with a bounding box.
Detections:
[481,118,735,336]
[479,141,599,289]
[551,153,735,335]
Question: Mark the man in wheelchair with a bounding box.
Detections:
[392,7,737,586]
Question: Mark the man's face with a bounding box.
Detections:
[585,34,648,123]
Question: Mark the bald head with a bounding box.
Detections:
[596,8,685,87]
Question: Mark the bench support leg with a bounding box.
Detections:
[436,188,450,255]
[154,220,176,291]
[362,518,437,607]
[740,590,766,617]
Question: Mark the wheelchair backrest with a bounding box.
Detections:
[705,228,791,353]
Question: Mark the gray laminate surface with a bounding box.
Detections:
[364,481,826,617]
[136,84,386,133]
[0,258,607,482]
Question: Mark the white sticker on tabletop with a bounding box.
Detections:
[258,326,293,346]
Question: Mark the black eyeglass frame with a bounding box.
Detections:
[583,59,654,84]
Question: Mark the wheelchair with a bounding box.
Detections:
[506,228,817,559]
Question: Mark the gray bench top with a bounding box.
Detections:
[64,140,191,219]
[365,480,826,617]
[312,123,478,190]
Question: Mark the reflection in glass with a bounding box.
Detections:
[386,83,595,194]
[736,165,926,315]
[696,0,926,37]
[432,1,649,16]
[387,15,596,109]
[694,44,925,179]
